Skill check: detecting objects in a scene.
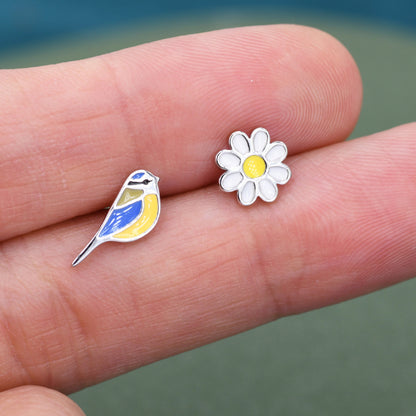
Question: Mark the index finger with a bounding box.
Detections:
[0,24,361,241]
[0,123,414,394]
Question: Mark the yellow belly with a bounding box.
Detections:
[113,194,159,240]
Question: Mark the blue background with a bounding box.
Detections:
[2,0,416,52]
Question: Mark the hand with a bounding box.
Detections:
[0,24,414,414]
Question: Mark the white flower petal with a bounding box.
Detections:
[238,181,257,206]
[268,164,291,184]
[259,178,278,202]
[230,132,250,155]
[265,142,288,164]
[252,128,269,153]
[220,172,243,192]
[216,150,241,170]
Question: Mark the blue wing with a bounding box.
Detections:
[98,199,143,238]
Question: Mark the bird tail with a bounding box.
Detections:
[72,236,102,267]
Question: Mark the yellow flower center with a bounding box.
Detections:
[243,155,266,178]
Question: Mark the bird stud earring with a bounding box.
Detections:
[216,127,291,206]
[72,170,161,266]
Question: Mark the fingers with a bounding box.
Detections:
[0,24,362,241]
[2,121,412,394]
[0,386,85,415]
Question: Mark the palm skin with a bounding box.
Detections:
[0,25,414,414]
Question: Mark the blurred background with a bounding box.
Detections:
[1,1,415,415]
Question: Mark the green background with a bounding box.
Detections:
[2,11,415,415]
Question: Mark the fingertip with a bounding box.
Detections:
[0,386,85,415]
[308,25,363,138]
[266,24,363,146]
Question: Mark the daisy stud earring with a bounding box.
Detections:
[215,128,291,206]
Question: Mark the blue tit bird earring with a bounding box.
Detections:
[72,170,161,266]
[216,127,291,205]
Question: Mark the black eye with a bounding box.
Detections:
[128,178,152,186]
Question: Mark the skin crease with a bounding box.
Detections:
[0,24,414,414]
